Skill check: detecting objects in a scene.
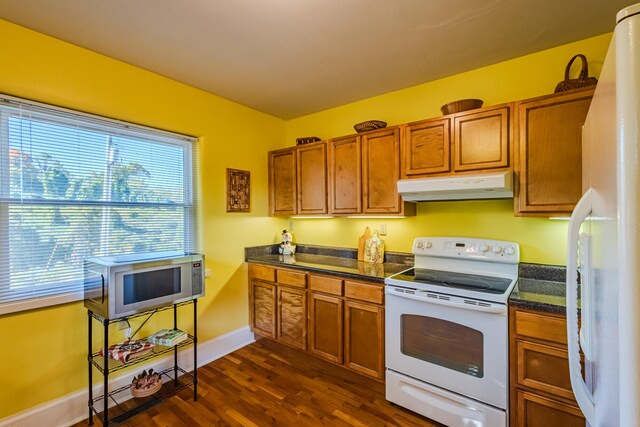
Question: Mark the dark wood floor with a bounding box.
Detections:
[75,339,445,427]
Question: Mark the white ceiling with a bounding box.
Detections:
[0,0,632,119]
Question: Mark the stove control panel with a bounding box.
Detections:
[412,237,520,264]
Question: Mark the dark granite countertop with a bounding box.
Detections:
[245,244,413,283]
[510,263,570,314]
[246,245,572,312]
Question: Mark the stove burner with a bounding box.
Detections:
[394,268,513,295]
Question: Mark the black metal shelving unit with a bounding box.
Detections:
[87,300,198,426]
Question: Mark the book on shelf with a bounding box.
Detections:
[99,340,155,363]
[146,329,188,346]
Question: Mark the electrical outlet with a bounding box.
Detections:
[288,220,294,231]
[379,223,387,235]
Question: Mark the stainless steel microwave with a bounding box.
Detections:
[83,252,205,319]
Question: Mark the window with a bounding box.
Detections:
[0,95,198,314]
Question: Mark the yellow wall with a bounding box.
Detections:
[0,19,285,418]
[0,17,612,420]
[284,33,612,265]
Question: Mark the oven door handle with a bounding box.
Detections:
[385,287,507,314]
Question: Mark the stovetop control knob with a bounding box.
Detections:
[493,245,503,254]
[416,240,424,249]
[480,244,490,253]
[504,246,516,256]
[426,241,433,249]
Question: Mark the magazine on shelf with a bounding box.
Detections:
[146,329,188,346]
[99,340,155,363]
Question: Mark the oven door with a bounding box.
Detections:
[385,285,508,409]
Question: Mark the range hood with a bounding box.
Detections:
[397,171,514,201]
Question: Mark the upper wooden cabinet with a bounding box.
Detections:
[297,142,328,215]
[268,90,591,217]
[403,104,512,178]
[268,142,327,216]
[328,135,362,214]
[453,105,511,172]
[269,147,297,216]
[404,117,451,177]
[362,127,403,214]
[327,128,415,216]
[515,88,594,216]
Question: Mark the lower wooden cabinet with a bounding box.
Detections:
[516,391,586,427]
[249,280,276,339]
[309,292,343,363]
[249,263,385,381]
[510,306,585,426]
[344,300,384,379]
[277,286,307,350]
[249,264,307,348]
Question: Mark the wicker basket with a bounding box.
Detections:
[440,99,483,115]
[353,120,387,133]
[131,379,162,398]
[554,54,598,93]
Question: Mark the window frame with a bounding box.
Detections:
[0,94,199,315]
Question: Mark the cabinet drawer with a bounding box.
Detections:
[277,269,307,288]
[516,340,575,401]
[309,274,343,296]
[515,391,584,427]
[249,264,276,283]
[344,281,383,304]
[514,310,566,345]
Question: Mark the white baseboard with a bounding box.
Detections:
[0,326,255,427]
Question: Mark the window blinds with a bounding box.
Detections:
[0,95,199,314]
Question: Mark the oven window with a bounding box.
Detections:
[123,267,181,304]
[401,314,484,378]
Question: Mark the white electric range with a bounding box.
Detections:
[384,237,519,427]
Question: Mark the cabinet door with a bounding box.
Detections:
[515,391,585,427]
[309,293,343,364]
[361,128,402,213]
[516,89,593,215]
[269,147,297,216]
[297,142,328,214]
[277,286,308,350]
[328,135,362,214]
[404,118,451,176]
[453,106,511,172]
[250,281,277,339]
[344,300,384,380]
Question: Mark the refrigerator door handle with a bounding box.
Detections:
[566,188,596,423]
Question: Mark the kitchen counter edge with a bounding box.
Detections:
[245,244,413,284]
[510,263,569,314]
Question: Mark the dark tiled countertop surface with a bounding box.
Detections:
[246,244,570,313]
[245,244,413,284]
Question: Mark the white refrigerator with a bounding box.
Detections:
[567,3,640,427]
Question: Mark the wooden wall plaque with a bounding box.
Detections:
[226,168,250,212]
